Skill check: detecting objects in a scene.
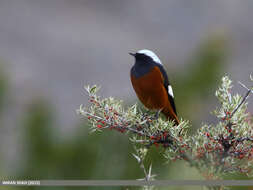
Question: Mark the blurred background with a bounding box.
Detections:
[0,0,253,189]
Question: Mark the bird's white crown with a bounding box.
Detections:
[137,49,162,65]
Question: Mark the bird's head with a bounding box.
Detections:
[129,49,162,65]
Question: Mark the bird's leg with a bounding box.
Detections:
[154,109,162,120]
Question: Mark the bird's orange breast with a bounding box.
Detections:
[131,66,168,110]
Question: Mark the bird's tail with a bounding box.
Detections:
[162,108,180,125]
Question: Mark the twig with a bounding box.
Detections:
[230,82,252,118]
[81,111,151,137]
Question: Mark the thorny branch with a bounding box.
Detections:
[132,147,155,182]
[81,107,195,166]
[216,82,253,162]
[78,76,253,181]
[230,81,252,118]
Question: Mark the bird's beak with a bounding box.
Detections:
[129,52,136,57]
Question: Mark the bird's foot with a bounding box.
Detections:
[154,110,162,120]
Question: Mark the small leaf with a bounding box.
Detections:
[130,104,137,115]
[90,85,97,94]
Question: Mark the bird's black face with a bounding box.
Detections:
[129,50,161,78]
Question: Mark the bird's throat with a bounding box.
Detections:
[132,63,154,78]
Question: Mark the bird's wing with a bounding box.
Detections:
[156,64,177,115]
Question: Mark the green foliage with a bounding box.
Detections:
[0,63,8,182]
[174,35,227,124]
[0,63,8,113]
[20,99,138,180]
[21,99,56,178]
[14,98,148,190]
[185,36,227,96]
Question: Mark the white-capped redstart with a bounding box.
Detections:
[130,49,179,125]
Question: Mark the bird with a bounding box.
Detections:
[129,49,179,125]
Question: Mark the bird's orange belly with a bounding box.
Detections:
[131,67,168,110]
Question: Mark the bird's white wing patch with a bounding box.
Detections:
[168,85,174,98]
[137,49,162,65]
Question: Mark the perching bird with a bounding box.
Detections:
[130,49,179,125]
